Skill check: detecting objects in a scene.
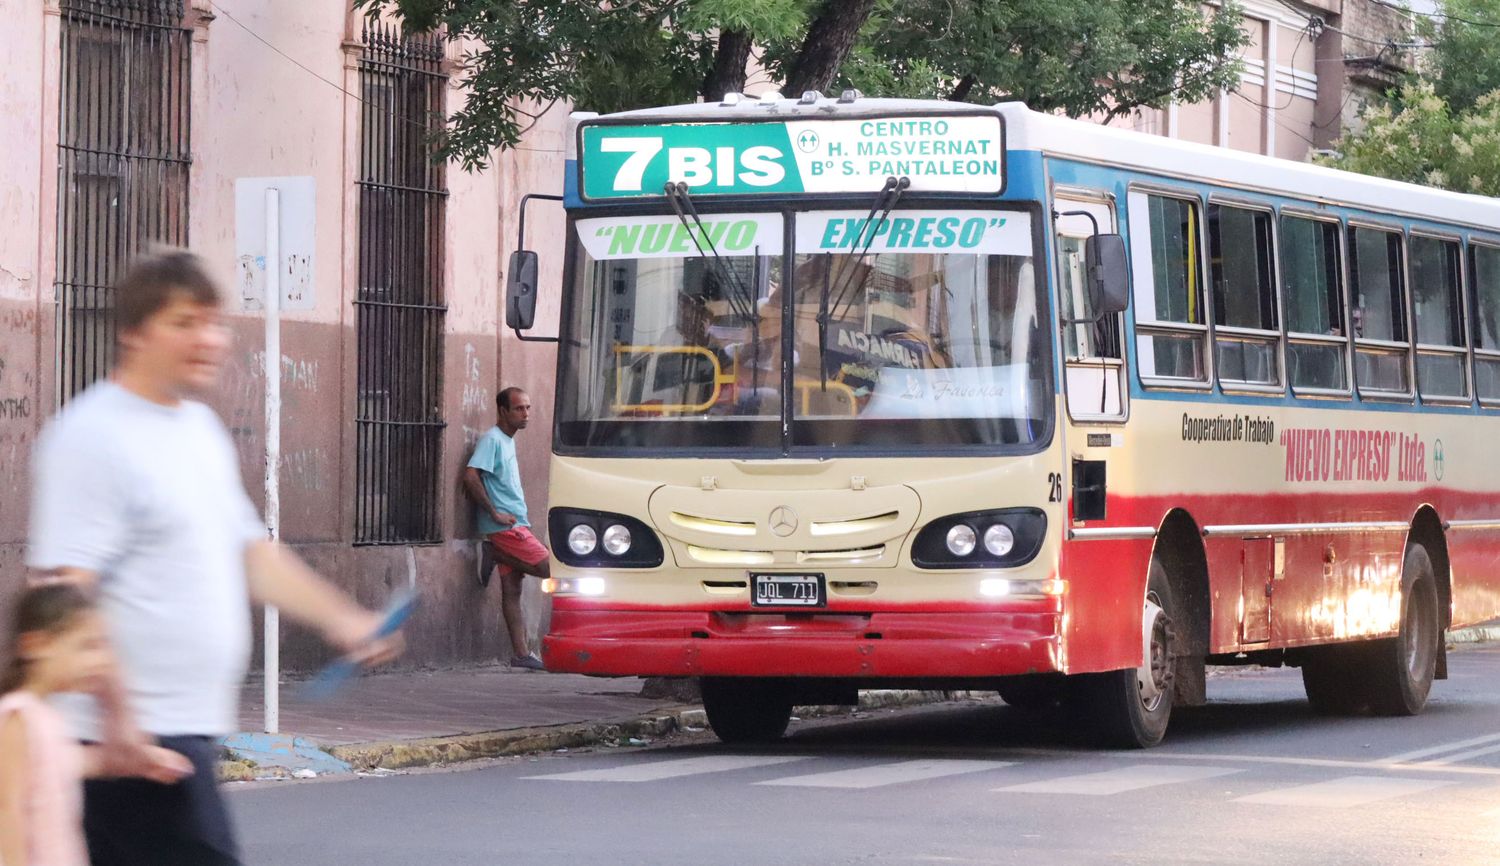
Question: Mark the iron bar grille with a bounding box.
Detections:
[55,0,191,402]
[355,23,448,545]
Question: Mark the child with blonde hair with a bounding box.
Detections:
[0,584,189,866]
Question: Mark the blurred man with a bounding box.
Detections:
[28,249,402,865]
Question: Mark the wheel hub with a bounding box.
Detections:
[1137,594,1174,710]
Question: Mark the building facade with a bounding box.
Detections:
[2,0,570,670]
[1114,0,1416,160]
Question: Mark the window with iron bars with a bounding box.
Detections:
[355,23,448,545]
[55,0,191,402]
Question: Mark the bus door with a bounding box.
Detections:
[1054,192,1126,422]
[1053,191,1126,524]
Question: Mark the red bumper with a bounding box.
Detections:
[542,609,1062,678]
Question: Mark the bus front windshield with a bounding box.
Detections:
[556,208,1048,453]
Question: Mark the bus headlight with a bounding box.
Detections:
[549,508,665,568]
[946,524,977,557]
[568,524,598,556]
[602,524,633,556]
[913,508,1047,569]
[984,524,1015,557]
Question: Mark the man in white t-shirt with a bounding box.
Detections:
[27,249,402,865]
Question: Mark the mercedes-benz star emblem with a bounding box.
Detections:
[769,506,799,537]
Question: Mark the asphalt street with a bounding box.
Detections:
[231,644,1500,866]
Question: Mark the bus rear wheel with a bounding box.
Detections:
[701,677,794,744]
[1301,544,1439,716]
[1085,561,1176,749]
[1368,545,1440,716]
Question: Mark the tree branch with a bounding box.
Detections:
[703,30,754,101]
[949,73,978,102]
[784,0,879,96]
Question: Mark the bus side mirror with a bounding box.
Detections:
[506,250,539,331]
[1084,234,1129,317]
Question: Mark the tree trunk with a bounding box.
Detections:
[783,0,879,97]
[703,30,754,102]
[949,73,978,102]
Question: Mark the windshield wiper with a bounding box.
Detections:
[815,175,910,389]
[664,182,758,324]
[664,182,769,408]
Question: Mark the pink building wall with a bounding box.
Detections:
[0,1,571,671]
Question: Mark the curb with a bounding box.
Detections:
[1448,624,1500,645]
[226,689,985,779]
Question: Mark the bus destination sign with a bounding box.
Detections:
[579,114,1004,200]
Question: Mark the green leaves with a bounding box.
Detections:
[1320,80,1500,197]
[357,0,1250,171]
[1321,1,1500,196]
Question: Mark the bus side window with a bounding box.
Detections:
[1208,203,1279,389]
[1410,234,1468,401]
[1131,192,1208,383]
[1280,215,1348,394]
[1472,242,1500,405]
[1349,225,1411,396]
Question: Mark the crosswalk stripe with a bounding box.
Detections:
[994,764,1240,795]
[1104,750,1500,777]
[756,759,1014,789]
[523,755,809,783]
[1382,733,1500,765]
[1235,775,1452,807]
[1413,741,1500,767]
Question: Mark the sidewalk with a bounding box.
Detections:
[237,666,681,747]
[223,665,705,780]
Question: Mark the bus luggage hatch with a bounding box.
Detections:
[1240,538,1276,643]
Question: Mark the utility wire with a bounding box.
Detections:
[208,0,443,136]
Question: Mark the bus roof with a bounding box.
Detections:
[566,95,1500,232]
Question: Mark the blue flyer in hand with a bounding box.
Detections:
[299,587,418,702]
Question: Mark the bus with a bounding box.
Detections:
[507,92,1500,748]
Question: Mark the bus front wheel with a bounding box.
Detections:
[701,677,794,744]
[1085,561,1177,749]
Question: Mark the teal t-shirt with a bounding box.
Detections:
[468,427,529,533]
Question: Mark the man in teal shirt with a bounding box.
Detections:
[464,387,551,669]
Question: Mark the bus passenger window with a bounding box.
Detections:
[1410,235,1467,400]
[1280,216,1347,393]
[1470,243,1500,403]
[1349,226,1410,395]
[1208,204,1278,387]
[1135,194,1206,382]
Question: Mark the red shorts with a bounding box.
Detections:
[486,526,550,576]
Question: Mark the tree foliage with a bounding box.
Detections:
[1317,81,1500,196]
[780,0,1248,120]
[358,0,1249,171]
[1319,1,1500,196]
[1422,0,1500,115]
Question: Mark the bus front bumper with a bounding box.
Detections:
[541,609,1062,678]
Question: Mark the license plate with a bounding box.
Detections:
[751,573,826,607]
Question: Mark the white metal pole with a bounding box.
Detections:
[264,188,282,734]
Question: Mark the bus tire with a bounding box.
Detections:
[1086,560,1176,749]
[1300,645,1370,715]
[997,674,1068,710]
[701,677,793,744]
[1367,545,1440,716]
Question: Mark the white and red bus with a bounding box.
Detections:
[506,93,1500,747]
